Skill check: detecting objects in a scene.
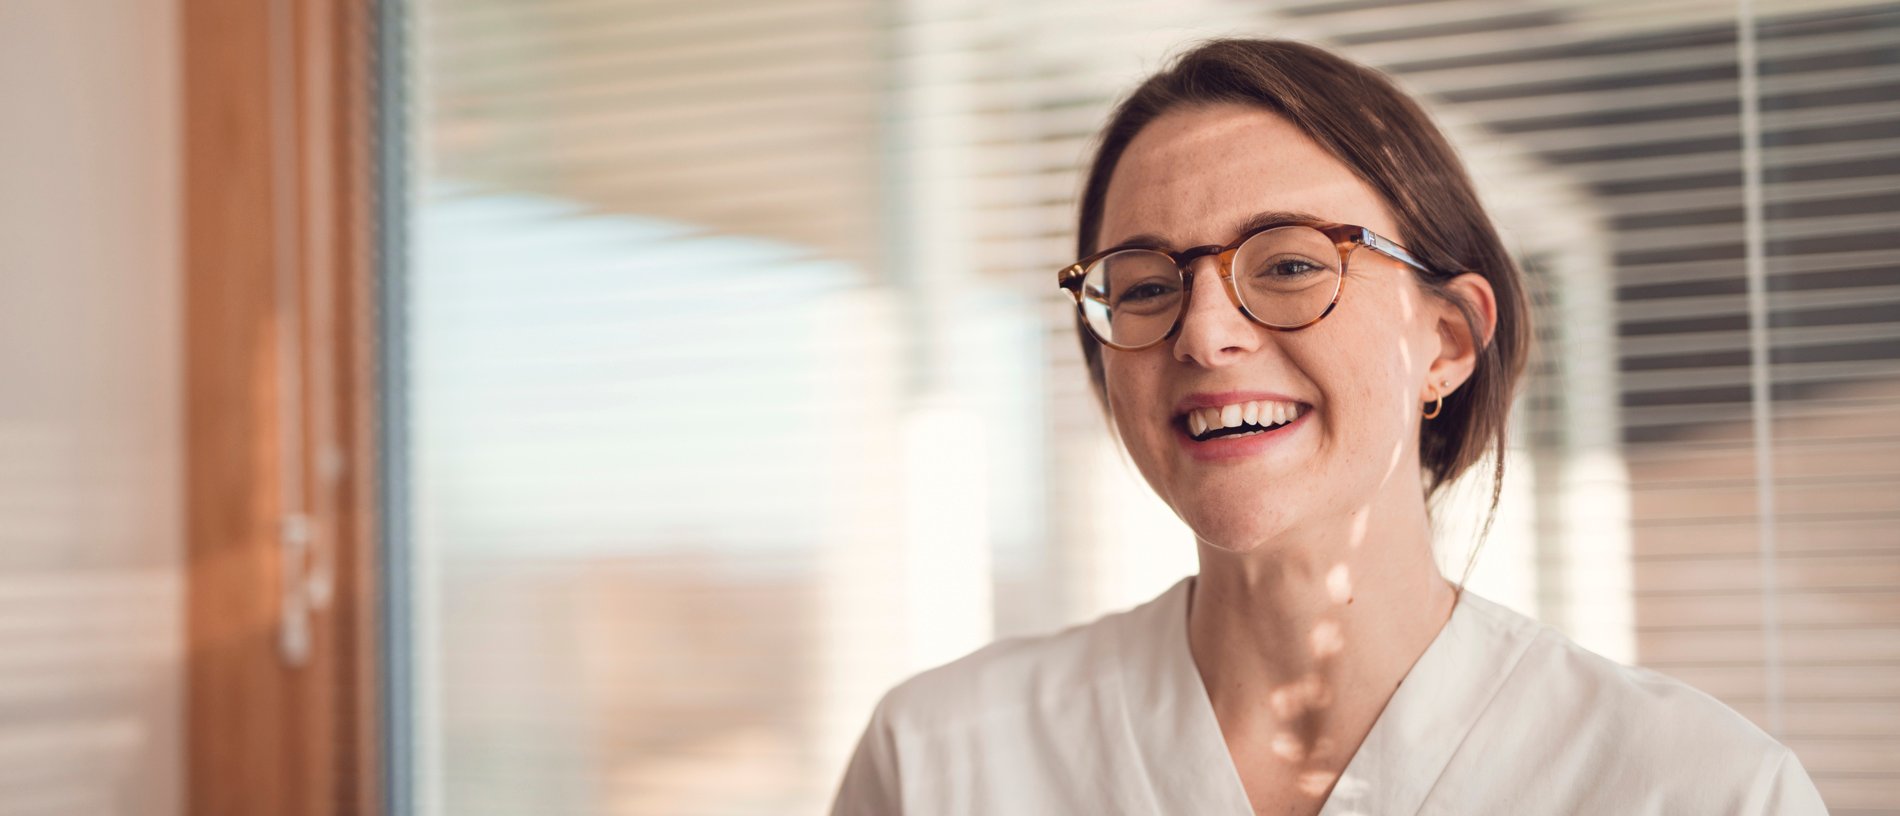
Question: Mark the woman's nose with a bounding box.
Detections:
[1171,258,1263,367]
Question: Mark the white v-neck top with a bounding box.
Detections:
[829,575,1828,814]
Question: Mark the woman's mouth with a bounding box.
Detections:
[1173,399,1309,461]
[1179,399,1306,441]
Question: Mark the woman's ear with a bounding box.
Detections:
[1428,272,1498,392]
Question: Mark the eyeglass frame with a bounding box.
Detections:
[1056,219,1438,351]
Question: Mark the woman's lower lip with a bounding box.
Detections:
[1174,409,1309,462]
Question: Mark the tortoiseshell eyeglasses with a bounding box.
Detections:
[1056,220,1435,351]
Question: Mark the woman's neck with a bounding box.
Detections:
[1185,484,1458,799]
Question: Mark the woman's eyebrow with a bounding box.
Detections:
[1106,209,1328,251]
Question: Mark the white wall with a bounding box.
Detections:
[0,1,182,814]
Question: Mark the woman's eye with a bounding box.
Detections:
[1258,258,1321,277]
[1120,282,1173,302]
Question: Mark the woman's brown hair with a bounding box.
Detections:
[1075,38,1532,574]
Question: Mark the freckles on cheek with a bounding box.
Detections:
[1106,361,1161,430]
[1340,327,1416,426]
[1328,368,1399,449]
[1105,389,1151,454]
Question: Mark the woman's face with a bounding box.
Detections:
[1097,103,1465,553]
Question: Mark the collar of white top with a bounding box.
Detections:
[1112,575,1539,815]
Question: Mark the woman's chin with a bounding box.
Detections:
[1195,535,1270,555]
[1185,514,1287,555]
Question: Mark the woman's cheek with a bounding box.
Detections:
[1105,394,1148,468]
[1117,368,1181,495]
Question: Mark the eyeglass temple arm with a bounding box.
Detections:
[1058,265,1087,283]
[1057,264,1087,301]
[1357,229,1433,275]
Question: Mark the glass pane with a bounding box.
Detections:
[394,0,1900,812]
[400,1,1055,813]
[0,2,183,813]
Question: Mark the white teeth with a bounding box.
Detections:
[1184,399,1305,439]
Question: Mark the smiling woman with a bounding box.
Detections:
[831,38,1830,816]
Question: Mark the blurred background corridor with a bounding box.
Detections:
[2,0,1897,813]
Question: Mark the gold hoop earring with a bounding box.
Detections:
[1423,384,1444,419]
